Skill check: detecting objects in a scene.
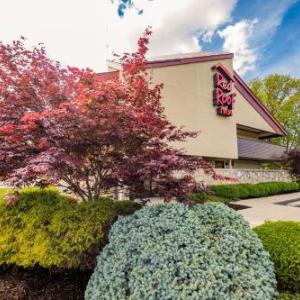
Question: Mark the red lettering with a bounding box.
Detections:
[230,92,236,109]
[215,71,232,92]
[216,88,223,106]
[218,106,232,117]
[213,69,235,117]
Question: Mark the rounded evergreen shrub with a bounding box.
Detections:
[255,221,300,293]
[0,187,140,269]
[85,203,277,300]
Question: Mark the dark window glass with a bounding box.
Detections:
[215,161,225,168]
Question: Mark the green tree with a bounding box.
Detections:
[250,74,300,149]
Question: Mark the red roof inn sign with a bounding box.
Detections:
[212,64,236,117]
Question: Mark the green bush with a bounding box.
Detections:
[85,203,277,300]
[233,183,251,199]
[0,187,12,205]
[188,192,207,203]
[209,184,240,200]
[0,187,140,269]
[112,200,141,216]
[210,181,299,200]
[255,221,300,293]
[0,187,11,197]
[279,293,300,300]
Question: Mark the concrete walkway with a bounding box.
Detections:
[233,192,300,228]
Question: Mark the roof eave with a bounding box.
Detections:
[107,53,234,70]
[146,53,233,68]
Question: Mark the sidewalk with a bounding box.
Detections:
[233,192,300,227]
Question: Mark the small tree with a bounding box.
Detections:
[250,75,300,150]
[0,30,224,201]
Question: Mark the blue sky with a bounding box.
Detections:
[0,0,299,80]
[200,0,300,79]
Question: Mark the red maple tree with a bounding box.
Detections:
[0,30,224,201]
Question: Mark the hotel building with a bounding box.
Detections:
[105,52,290,183]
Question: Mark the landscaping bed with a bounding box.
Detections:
[86,203,277,299]
[0,267,91,300]
[0,187,140,269]
[0,186,299,299]
[0,187,140,299]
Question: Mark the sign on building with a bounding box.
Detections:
[212,64,236,117]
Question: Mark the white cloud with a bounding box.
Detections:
[218,19,257,75]
[248,0,297,47]
[108,0,237,58]
[219,1,296,77]
[0,0,237,71]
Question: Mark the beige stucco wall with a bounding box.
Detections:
[234,91,275,133]
[150,59,277,159]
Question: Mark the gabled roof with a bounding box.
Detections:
[104,51,287,137]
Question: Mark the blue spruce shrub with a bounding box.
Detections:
[85,203,277,300]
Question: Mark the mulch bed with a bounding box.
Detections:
[0,267,91,300]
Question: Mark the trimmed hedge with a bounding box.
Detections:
[210,181,300,200]
[85,203,277,300]
[0,187,140,269]
[255,221,300,293]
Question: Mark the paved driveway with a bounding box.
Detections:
[233,192,300,227]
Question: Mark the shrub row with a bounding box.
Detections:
[86,203,277,300]
[210,181,300,200]
[0,187,140,269]
[255,221,300,293]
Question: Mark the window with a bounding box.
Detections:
[215,161,225,169]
